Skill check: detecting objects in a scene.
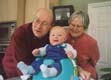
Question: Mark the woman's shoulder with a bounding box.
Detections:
[83,33,97,45]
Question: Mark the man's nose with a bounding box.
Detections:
[36,22,43,29]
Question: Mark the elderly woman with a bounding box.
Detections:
[67,10,100,80]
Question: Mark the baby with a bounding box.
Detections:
[17,26,77,78]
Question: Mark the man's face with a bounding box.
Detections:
[32,9,53,38]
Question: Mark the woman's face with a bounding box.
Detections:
[69,16,84,38]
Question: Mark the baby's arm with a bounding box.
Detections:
[64,43,77,59]
[32,45,47,56]
[32,48,40,56]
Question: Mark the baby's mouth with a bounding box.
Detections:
[53,40,58,42]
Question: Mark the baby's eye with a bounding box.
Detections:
[51,34,55,36]
[58,34,62,36]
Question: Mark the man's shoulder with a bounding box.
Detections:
[17,23,32,30]
[12,23,32,37]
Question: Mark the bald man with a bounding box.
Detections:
[2,8,53,78]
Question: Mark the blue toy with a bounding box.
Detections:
[32,58,79,80]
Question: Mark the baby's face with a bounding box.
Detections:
[49,27,66,46]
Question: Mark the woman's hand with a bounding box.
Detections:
[78,66,91,80]
[32,49,40,56]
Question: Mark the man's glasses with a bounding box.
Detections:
[33,18,51,27]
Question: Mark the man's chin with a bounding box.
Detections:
[34,34,43,38]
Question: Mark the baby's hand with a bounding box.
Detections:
[66,51,75,59]
[32,49,39,56]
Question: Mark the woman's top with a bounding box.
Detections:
[67,32,100,79]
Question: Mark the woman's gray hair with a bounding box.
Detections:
[69,10,90,29]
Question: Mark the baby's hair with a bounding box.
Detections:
[50,26,67,34]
